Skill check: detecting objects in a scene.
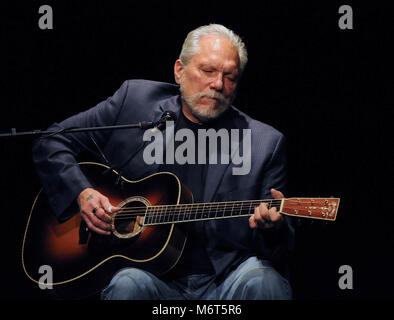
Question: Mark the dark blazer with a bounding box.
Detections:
[32,79,295,279]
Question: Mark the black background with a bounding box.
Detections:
[0,0,393,302]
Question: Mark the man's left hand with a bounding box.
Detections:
[249,188,284,230]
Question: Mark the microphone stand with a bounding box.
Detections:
[0,110,176,139]
[0,121,155,138]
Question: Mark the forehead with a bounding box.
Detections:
[192,35,240,70]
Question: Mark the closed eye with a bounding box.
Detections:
[225,75,237,83]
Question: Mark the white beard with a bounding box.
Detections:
[179,78,231,123]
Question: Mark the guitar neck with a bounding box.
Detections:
[144,199,280,226]
[143,197,339,226]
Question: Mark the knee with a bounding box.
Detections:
[101,268,156,300]
[239,268,292,300]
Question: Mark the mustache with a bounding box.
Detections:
[191,90,227,105]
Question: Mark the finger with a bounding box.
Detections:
[87,208,112,232]
[81,211,111,235]
[99,197,120,216]
[249,214,257,229]
[268,206,283,223]
[270,188,284,199]
[86,219,111,235]
[92,200,112,224]
[257,202,271,222]
[252,204,272,229]
[94,206,113,224]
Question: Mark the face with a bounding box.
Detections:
[174,35,240,123]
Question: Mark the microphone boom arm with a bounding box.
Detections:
[0,121,155,138]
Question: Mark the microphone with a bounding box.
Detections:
[106,111,178,178]
[151,111,177,132]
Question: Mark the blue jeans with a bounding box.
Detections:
[101,257,292,300]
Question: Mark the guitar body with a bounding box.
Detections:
[22,162,192,299]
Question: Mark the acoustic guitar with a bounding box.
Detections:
[22,162,339,299]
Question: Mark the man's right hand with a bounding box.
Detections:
[77,188,119,235]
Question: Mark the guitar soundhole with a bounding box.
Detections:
[112,196,150,239]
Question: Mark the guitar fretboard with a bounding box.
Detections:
[143,199,282,226]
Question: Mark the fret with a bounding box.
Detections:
[167,206,172,223]
[164,206,170,223]
[158,206,163,224]
[182,205,191,221]
[173,205,179,222]
[200,203,206,220]
[183,205,188,221]
[206,203,212,219]
[168,206,173,222]
[220,204,225,218]
[178,205,186,222]
[178,206,184,222]
[188,205,194,221]
[146,207,153,224]
[238,201,244,217]
[189,204,194,220]
[163,206,169,223]
[169,206,174,223]
[224,203,232,218]
[202,203,208,220]
[155,206,161,223]
[183,205,189,221]
[248,202,253,216]
[192,204,197,221]
[143,208,148,225]
[144,207,150,225]
[153,206,159,224]
[192,204,198,221]
[159,206,165,224]
[154,206,159,224]
[150,206,156,224]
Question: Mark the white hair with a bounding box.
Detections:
[179,24,248,75]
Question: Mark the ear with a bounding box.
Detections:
[174,59,184,84]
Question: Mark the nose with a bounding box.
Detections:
[209,73,224,91]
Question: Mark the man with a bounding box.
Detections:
[33,24,294,299]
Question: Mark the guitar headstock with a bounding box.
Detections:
[280,198,340,221]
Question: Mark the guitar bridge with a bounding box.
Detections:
[79,220,90,244]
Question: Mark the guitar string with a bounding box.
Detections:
[110,199,282,212]
[111,202,280,220]
[106,199,333,217]
[112,210,324,221]
[108,200,283,218]
[112,207,333,223]
[105,198,333,214]
[112,209,335,222]
[110,202,336,221]
[110,202,298,221]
